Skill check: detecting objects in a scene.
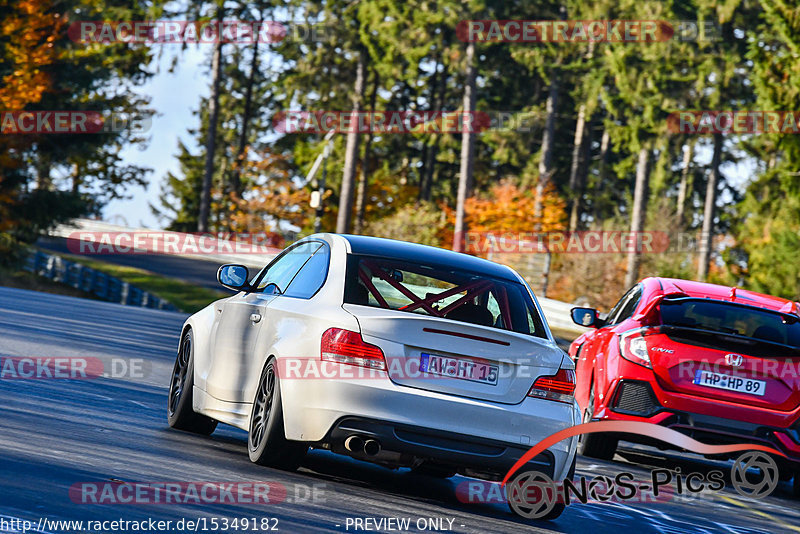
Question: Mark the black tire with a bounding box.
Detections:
[167,330,217,435]
[536,503,566,521]
[794,471,800,499]
[578,383,617,460]
[527,455,573,521]
[506,471,566,521]
[248,358,306,470]
[411,462,457,479]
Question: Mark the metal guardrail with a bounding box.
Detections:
[51,219,279,269]
[23,250,177,311]
[538,296,590,339]
[49,219,589,335]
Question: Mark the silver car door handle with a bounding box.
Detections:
[250,313,262,323]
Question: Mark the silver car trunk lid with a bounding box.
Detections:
[344,304,564,404]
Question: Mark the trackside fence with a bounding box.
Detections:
[23,250,177,311]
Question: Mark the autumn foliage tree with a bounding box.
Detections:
[463,180,566,236]
[0,0,60,111]
[1,0,160,265]
[435,180,567,253]
[0,0,77,262]
[224,149,312,238]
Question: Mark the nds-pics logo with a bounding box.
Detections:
[502,421,785,519]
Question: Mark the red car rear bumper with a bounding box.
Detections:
[595,375,800,466]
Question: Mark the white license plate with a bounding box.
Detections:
[420,353,498,386]
[693,370,766,397]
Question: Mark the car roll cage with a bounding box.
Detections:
[356,259,514,329]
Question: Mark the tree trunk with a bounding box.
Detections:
[36,159,52,190]
[420,60,441,201]
[198,6,224,233]
[650,137,672,197]
[353,132,373,235]
[532,5,566,229]
[354,71,379,234]
[71,162,80,193]
[421,138,438,202]
[216,156,229,231]
[532,74,559,226]
[625,146,651,288]
[697,133,723,281]
[598,127,610,183]
[588,126,611,221]
[567,41,595,232]
[676,141,694,222]
[453,41,476,253]
[418,67,436,201]
[532,67,560,297]
[230,31,260,197]
[568,104,588,232]
[336,50,366,234]
[421,66,447,202]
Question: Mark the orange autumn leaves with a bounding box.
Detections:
[442,180,566,253]
[0,0,64,230]
[222,150,313,234]
[0,0,63,110]
[464,180,565,234]
[220,160,566,251]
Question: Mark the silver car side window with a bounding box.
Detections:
[255,242,321,293]
[283,244,331,299]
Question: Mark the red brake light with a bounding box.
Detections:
[528,368,576,403]
[321,328,386,370]
[619,327,658,368]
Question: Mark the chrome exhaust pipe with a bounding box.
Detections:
[344,435,364,453]
[363,439,381,456]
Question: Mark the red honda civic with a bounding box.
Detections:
[569,277,800,493]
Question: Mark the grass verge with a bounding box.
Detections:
[34,252,226,313]
[0,267,102,300]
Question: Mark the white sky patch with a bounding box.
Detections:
[104,46,207,228]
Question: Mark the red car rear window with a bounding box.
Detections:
[659,299,800,348]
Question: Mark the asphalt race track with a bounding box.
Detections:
[1,286,799,533]
[36,237,228,292]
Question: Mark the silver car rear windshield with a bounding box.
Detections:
[344,254,547,338]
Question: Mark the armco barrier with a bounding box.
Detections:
[49,219,590,337]
[538,296,589,338]
[50,219,280,269]
[23,250,177,311]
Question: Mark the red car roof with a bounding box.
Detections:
[642,277,799,316]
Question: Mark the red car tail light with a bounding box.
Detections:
[528,368,576,403]
[321,328,386,370]
[619,327,659,368]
